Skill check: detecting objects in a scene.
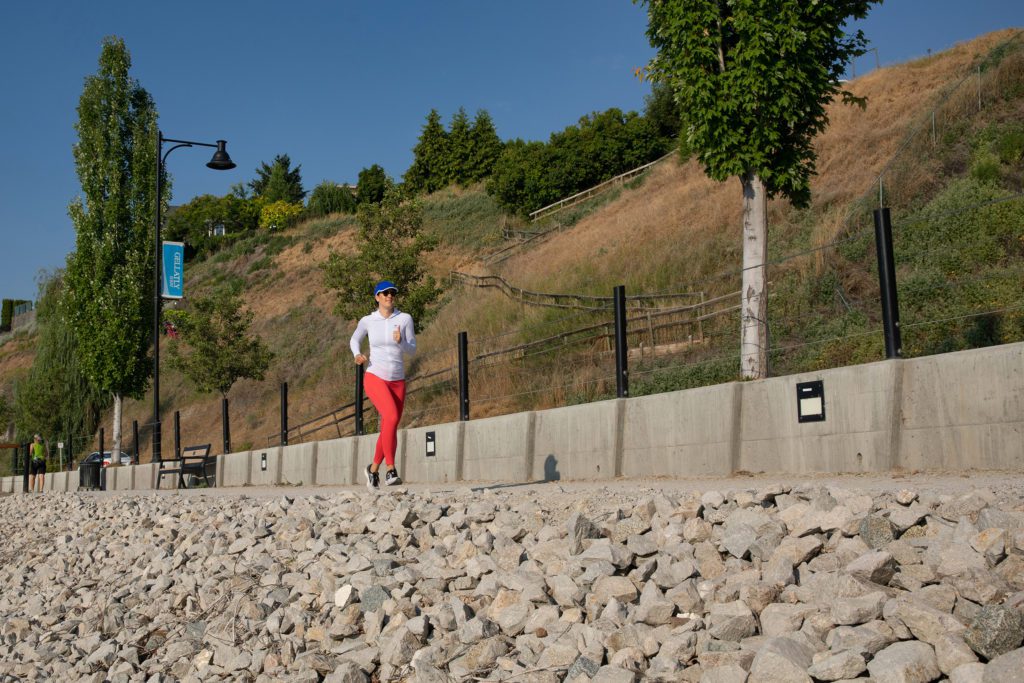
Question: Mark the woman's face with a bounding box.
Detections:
[376,289,397,308]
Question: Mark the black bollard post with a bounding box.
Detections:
[354,365,365,436]
[174,410,181,461]
[458,331,470,421]
[222,397,231,454]
[614,285,629,398]
[873,208,903,359]
[132,420,140,465]
[280,382,289,446]
[22,442,29,493]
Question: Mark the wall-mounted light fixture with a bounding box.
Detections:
[426,432,436,457]
[260,452,268,471]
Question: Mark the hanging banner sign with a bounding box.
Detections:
[161,241,185,299]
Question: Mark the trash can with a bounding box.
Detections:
[79,461,102,491]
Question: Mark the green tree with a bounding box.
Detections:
[166,294,273,398]
[644,81,683,144]
[638,0,878,378]
[307,180,357,217]
[12,272,107,461]
[259,200,305,230]
[447,107,473,186]
[0,390,13,441]
[63,36,158,464]
[357,164,391,206]
[165,193,260,258]
[321,186,440,330]
[404,109,450,194]
[249,154,306,203]
[468,109,504,183]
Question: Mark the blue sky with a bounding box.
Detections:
[0,1,1020,302]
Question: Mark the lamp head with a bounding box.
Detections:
[206,140,236,170]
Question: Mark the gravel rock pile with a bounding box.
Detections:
[1,482,1024,682]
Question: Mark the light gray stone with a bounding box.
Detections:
[867,641,940,683]
[806,650,867,681]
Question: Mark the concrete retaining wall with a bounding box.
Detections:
[898,343,1024,471]
[7,342,1022,495]
[249,447,281,487]
[622,383,738,479]
[280,443,316,486]
[316,438,358,485]
[220,451,251,488]
[462,412,534,482]
[737,361,899,474]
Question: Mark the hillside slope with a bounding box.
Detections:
[3,29,1022,460]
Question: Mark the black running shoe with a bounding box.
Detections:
[365,465,379,490]
[385,469,402,486]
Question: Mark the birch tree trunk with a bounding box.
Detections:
[110,393,122,467]
[740,171,769,379]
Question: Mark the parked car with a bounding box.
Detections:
[83,450,134,468]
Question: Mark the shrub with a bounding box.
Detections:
[307,180,356,217]
[259,200,304,231]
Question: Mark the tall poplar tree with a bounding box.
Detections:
[638,0,878,379]
[64,36,158,464]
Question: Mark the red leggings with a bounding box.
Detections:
[364,373,406,468]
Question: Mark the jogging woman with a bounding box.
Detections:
[350,280,416,489]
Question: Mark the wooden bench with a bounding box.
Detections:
[157,444,215,489]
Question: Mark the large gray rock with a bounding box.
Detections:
[860,514,897,549]
[748,636,814,682]
[707,601,758,642]
[982,646,1024,682]
[806,650,867,681]
[846,550,897,585]
[891,597,966,646]
[964,605,1024,660]
[867,641,940,683]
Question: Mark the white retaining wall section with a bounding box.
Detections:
[6,343,1022,494]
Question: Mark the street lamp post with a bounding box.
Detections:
[153,132,235,463]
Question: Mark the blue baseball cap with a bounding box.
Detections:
[373,280,398,296]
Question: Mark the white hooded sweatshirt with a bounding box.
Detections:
[349,309,417,381]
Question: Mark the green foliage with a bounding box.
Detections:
[11,272,107,450]
[307,180,357,217]
[468,110,504,183]
[404,107,506,194]
[631,355,739,397]
[421,186,507,249]
[321,186,441,331]
[63,36,158,402]
[248,154,306,203]
[446,107,472,186]
[487,108,668,216]
[638,0,878,208]
[0,391,10,438]
[164,193,260,258]
[404,109,450,194]
[357,164,391,206]
[165,293,274,397]
[259,200,305,231]
[1,299,29,333]
[644,81,683,142]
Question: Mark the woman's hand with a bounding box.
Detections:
[354,354,367,365]
[392,327,401,343]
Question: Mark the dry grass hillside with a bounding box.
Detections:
[2,29,1021,460]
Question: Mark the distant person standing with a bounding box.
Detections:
[350,280,417,490]
[29,434,46,493]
